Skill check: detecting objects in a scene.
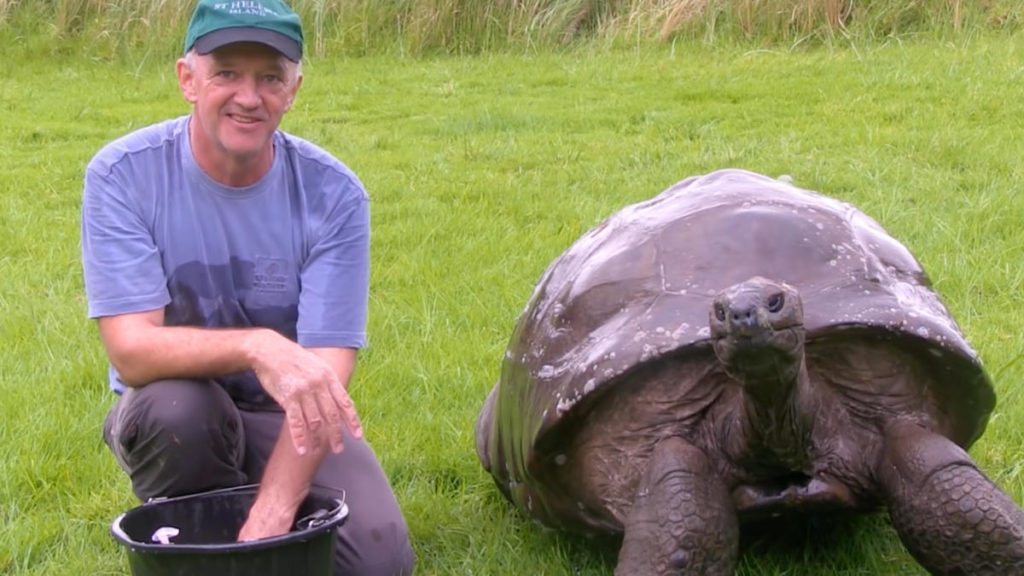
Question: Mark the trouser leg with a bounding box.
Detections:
[103,379,247,501]
[240,410,416,576]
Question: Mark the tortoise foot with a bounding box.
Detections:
[616,437,737,576]
[879,421,1024,575]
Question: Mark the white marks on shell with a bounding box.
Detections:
[554,454,567,466]
[556,389,585,416]
[640,343,658,362]
[915,326,931,338]
[583,378,597,394]
[697,326,711,338]
[672,323,689,340]
[633,330,647,342]
[537,364,557,379]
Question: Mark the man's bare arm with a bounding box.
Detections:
[97,311,362,454]
[238,347,360,541]
[98,309,273,386]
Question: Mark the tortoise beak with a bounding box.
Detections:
[725,298,770,338]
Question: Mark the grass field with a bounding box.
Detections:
[2,32,1024,576]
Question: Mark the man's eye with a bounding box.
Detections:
[263,75,282,83]
[216,70,235,79]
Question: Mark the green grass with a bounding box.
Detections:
[2,33,1024,575]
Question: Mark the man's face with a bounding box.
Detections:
[177,42,301,172]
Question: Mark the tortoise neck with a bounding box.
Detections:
[740,361,813,468]
[741,359,803,409]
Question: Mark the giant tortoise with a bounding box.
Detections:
[475,169,1024,575]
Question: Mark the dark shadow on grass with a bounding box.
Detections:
[740,510,890,558]
[522,510,902,574]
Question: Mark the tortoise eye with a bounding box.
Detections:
[767,293,785,313]
[714,304,726,322]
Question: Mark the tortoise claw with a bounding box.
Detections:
[733,475,857,520]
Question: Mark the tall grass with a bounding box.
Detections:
[3,0,1024,58]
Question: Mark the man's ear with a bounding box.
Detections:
[285,73,302,112]
[176,58,199,104]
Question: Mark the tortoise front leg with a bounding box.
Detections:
[877,420,1024,575]
[616,436,738,576]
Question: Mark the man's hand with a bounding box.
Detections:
[236,420,327,543]
[246,330,363,455]
[237,501,294,542]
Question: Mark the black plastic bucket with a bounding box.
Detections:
[111,484,348,576]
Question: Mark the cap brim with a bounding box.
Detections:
[193,27,301,62]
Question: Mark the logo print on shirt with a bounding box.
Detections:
[254,256,289,293]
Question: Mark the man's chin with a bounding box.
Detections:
[218,139,272,162]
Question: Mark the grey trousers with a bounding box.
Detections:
[103,378,415,576]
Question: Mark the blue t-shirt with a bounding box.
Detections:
[82,115,370,405]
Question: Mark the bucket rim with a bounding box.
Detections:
[110,484,348,554]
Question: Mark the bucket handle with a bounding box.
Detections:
[295,487,347,530]
[144,483,348,531]
[144,483,262,505]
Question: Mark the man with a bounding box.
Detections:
[81,1,414,573]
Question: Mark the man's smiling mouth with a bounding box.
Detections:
[229,114,262,124]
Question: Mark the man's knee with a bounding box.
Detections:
[336,516,415,576]
[125,379,238,443]
[106,379,246,500]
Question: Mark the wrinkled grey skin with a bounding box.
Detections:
[475,169,1024,575]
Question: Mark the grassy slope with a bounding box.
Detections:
[2,35,1024,575]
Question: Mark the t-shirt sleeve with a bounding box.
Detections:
[296,181,370,349]
[81,164,170,318]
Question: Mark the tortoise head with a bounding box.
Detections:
[710,277,806,393]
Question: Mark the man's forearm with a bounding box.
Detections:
[240,425,327,539]
[99,312,279,386]
[238,347,359,540]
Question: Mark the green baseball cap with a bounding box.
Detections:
[184,0,303,62]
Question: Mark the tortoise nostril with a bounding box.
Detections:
[730,308,758,328]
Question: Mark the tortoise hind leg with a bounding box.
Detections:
[616,437,738,576]
[878,421,1024,575]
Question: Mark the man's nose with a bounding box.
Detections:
[234,76,261,108]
